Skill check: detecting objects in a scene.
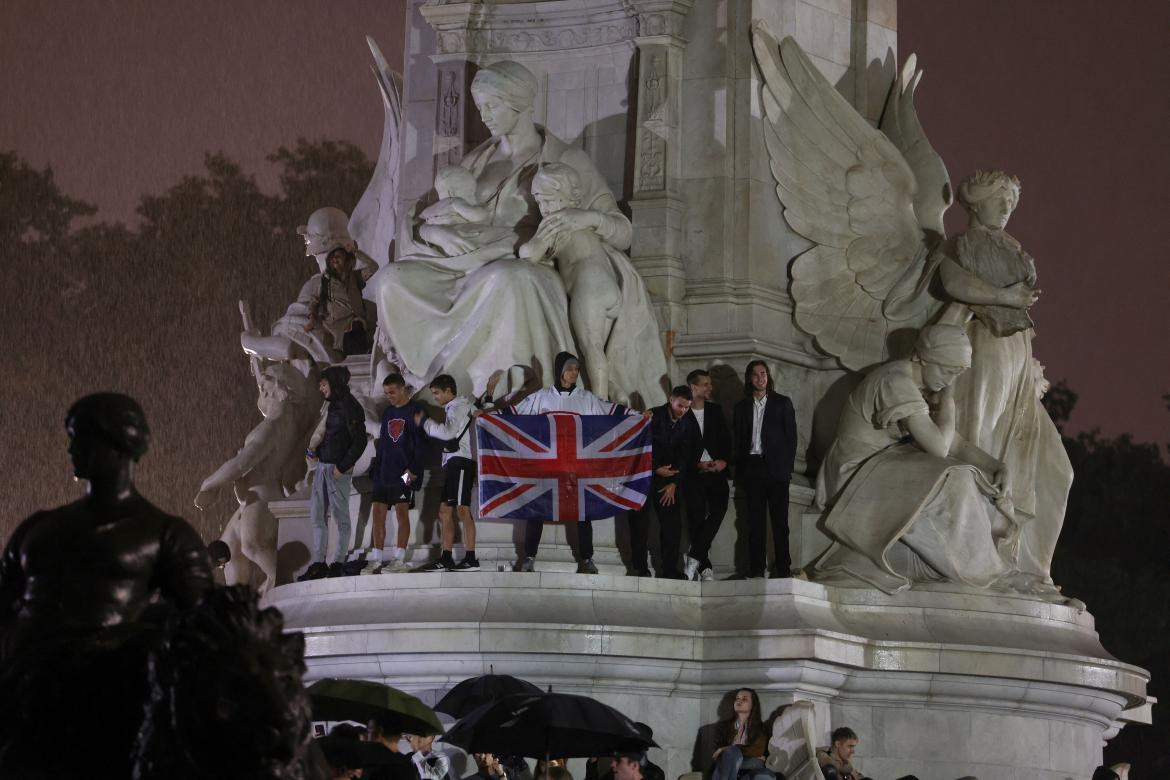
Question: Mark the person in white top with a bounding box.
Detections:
[414,374,480,573]
[732,361,797,578]
[481,351,644,573]
[682,369,732,581]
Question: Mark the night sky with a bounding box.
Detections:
[2,0,1167,445]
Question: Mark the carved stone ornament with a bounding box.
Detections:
[423,1,639,56]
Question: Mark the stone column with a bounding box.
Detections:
[626,0,695,366]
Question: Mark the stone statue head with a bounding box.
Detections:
[257,363,313,419]
[434,165,479,203]
[66,393,151,477]
[912,324,972,391]
[532,163,582,216]
[297,207,356,261]
[470,61,539,137]
[958,170,1021,230]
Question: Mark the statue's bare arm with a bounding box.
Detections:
[939,257,1039,309]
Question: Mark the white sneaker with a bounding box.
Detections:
[684,555,701,581]
[699,567,715,582]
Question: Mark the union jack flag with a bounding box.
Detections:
[476,413,652,521]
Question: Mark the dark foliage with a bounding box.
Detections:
[0,141,372,542]
[1044,388,1170,777]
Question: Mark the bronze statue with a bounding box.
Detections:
[0,393,214,778]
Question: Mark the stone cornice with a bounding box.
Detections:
[421,0,638,56]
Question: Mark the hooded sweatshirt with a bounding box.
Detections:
[314,365,366,473]
[511,352,634,415]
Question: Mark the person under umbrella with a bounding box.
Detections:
[442,691,655,762]
[308,678,443,737]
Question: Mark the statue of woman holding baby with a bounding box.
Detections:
[368,61,667,406]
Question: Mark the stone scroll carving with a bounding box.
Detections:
[750,27,1072,595]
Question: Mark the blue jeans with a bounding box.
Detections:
[713,746,773,780]
[310,462,353,564]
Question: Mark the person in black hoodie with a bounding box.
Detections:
[682,369,732,581]
[628,385,701,578]
[300,365,366,580]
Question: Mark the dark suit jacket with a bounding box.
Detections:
[733,391,797,482]
[686,402,732,479]
[648,403,701,485]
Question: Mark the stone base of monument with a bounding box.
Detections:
[273,472,821,582]
[265,573,1148,779]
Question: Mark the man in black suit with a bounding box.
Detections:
[628,386,701,578]
[682,369,731,581]
[733,360,798,578]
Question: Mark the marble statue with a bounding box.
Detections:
[367,60,668,407]
[519,162,668,403]
[347,36,403,268]
[750,28,1071,593]
[195,334,322,594]
[239,207,377,364]
[810,325,1044,596]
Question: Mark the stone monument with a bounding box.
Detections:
[251,3,1151,778]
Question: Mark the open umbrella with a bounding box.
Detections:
[441,692,655,759]
[435,674,544,718]
[307,678,443,735]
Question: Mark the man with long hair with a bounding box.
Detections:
[732,361,797,578]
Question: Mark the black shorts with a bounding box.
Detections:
[372,481,412,506]
[442,457,477,507]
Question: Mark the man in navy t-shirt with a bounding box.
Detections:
[365,373,427,573]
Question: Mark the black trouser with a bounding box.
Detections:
[628,477,684,577]
[524,518,593,561]
[740,455,791,576]
[682,470,729,569]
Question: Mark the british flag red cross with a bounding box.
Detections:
[475,413,652,522]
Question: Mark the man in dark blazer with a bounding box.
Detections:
[628,386,701,578]
[733,360,797,578]
[682,369,732,581]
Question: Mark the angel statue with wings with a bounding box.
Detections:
[750,26,1072,599]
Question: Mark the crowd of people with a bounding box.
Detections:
[296,348,798,581]
[316,688,930,780]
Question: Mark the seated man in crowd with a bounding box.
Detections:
[816,728,863,780]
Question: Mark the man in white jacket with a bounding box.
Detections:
[414,374,479,572]
[499,351,644,573]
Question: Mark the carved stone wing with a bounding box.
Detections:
[750,26,930,371]
[879,53,953,240]
[348,36,403,268]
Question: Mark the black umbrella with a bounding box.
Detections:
[435,674,544,718]
[441,692,656,759]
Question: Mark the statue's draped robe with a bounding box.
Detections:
[813,360,1011,593]
[944,227,1072,583]
[369,127,666,405]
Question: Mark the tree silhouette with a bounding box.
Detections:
[0,141,372,543]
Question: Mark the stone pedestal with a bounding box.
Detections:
[265,575,1148,779]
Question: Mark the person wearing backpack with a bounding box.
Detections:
[415,374,480,572]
